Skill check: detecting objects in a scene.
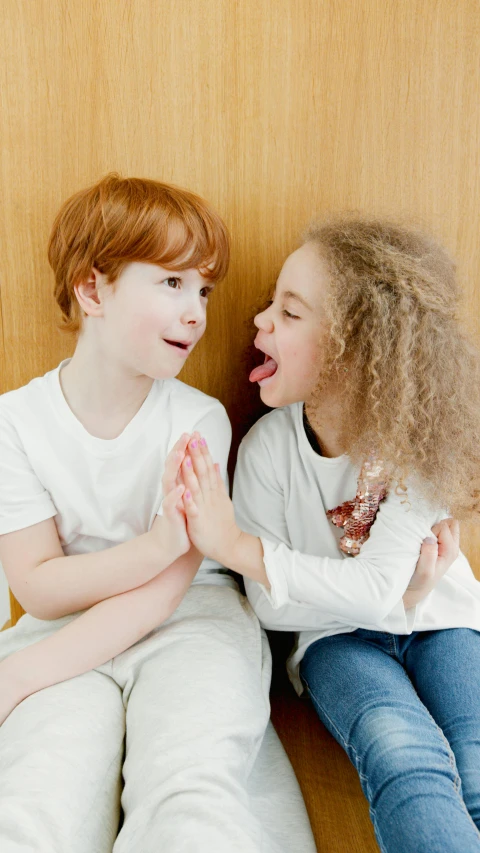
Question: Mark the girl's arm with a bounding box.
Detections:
[181,436,459,629]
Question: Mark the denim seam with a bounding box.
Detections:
[399,704,478,828]
[303,676,388,853]
[390,634,398,657]
[302,671,475,842]
[418,702,462,796]
[302,674,352,753]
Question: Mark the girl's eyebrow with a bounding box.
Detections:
[282,289,313,311]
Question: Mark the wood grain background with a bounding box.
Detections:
[1,4,480,848]
[1,0,480,625]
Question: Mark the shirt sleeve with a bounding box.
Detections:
[0,409,57,535]
[234,430,433,630]
[233,432,308,630]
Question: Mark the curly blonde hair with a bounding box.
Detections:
[305,214,480,520]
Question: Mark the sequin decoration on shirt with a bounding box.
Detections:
[327,455,388,555]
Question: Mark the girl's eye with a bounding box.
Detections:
[200,286,213,299]
[282,309,300,320]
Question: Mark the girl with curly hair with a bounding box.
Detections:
[179,216,480,853]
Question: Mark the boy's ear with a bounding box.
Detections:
[74,268,106,318]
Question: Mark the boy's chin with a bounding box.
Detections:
[142,365,183,382]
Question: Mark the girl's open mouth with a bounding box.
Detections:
[249,353,278,384]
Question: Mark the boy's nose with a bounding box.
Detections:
[183,297,205,325]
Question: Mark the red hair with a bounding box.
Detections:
[48,173,230,333]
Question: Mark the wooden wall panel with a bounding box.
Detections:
[1,0,480,614]
[0,296,5,397]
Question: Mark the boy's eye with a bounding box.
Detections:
[282,309,300,320]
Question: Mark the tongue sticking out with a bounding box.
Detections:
[249,357,278,383]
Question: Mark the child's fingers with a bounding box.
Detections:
[162,450,184,493]
[177,432,191,451]
[415,537,438,583]
[435,519,460,565]
[183,488,199,518]
[175,469,186,510]
[162,434,190,492]
[187,436,210,485]
[170,433,190,461]
[176,473,187,513]
[214,462,227,493]
[214,462,229,495]
[431,517,459,540]
[434,518,460,550]
[181,455,202,500]
[162,483,185,518]
[199,438,219,490]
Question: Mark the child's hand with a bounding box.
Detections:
[180,434,241,564]
[149,434,191,561]
[403,518,460,609]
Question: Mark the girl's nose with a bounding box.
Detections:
[254,307,273,331]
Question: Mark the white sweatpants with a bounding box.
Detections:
[0,584,315,852]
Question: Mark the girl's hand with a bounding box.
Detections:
[403,518,460,609]
[149,433,191,561]
[180,434,242,564]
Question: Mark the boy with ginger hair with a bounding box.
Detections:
[0,175,315,853]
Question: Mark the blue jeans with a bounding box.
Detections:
[300,628,480,853]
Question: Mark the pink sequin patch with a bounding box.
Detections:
[327,456,388,555]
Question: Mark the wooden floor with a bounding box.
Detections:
[271,691,378,852]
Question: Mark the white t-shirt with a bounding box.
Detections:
[0,360,235,589]
[233,403,480,692]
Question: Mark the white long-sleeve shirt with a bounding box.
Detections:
[233,403,480,693]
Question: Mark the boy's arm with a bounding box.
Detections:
[0,414,232,725]
[0,546,202,725]
[0,437,190,620]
